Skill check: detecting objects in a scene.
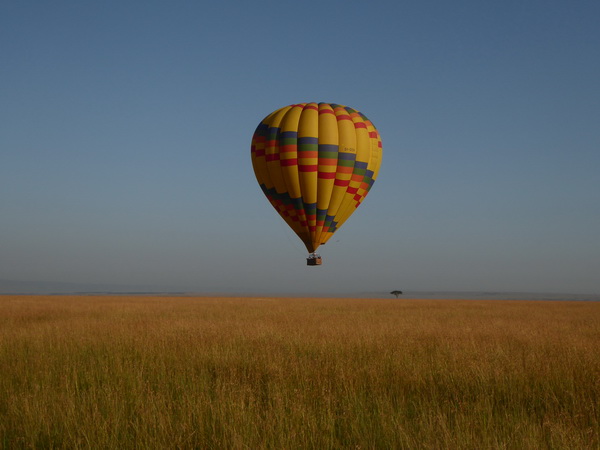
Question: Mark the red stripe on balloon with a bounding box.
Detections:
[299,165,318,172]
[280,158,298,166]
[318,172,336,179]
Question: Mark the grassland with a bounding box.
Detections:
[0,295,598,449]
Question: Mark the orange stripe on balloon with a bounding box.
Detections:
[319,158,338,165]
[280,145,297,153]
[298,151,318,158]
[336,166,354,174]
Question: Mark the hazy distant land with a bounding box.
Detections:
[1,279,599,301]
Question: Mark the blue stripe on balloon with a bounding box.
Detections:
[338,152,356,161]
[318,144,338,153]
[304,202,317,216]
[280,131,297,139]
[298,137,318,145]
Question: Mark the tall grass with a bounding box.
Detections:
[0,296,598,448]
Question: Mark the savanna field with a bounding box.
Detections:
[0,296,598,449]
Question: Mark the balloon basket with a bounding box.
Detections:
[306,254,322,266]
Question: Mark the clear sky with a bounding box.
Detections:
[1,0,599,296]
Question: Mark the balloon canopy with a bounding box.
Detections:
[251,102,382,262]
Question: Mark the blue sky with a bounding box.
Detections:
[1,0,599,296]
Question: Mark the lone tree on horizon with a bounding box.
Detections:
[390,290,403,298]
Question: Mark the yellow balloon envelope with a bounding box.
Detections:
[251,103,382,264]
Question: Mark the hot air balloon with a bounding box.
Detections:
[251,103,382,265]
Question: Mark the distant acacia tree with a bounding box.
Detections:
[390,290,403,298]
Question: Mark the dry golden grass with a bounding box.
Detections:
[0,295,598,449]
